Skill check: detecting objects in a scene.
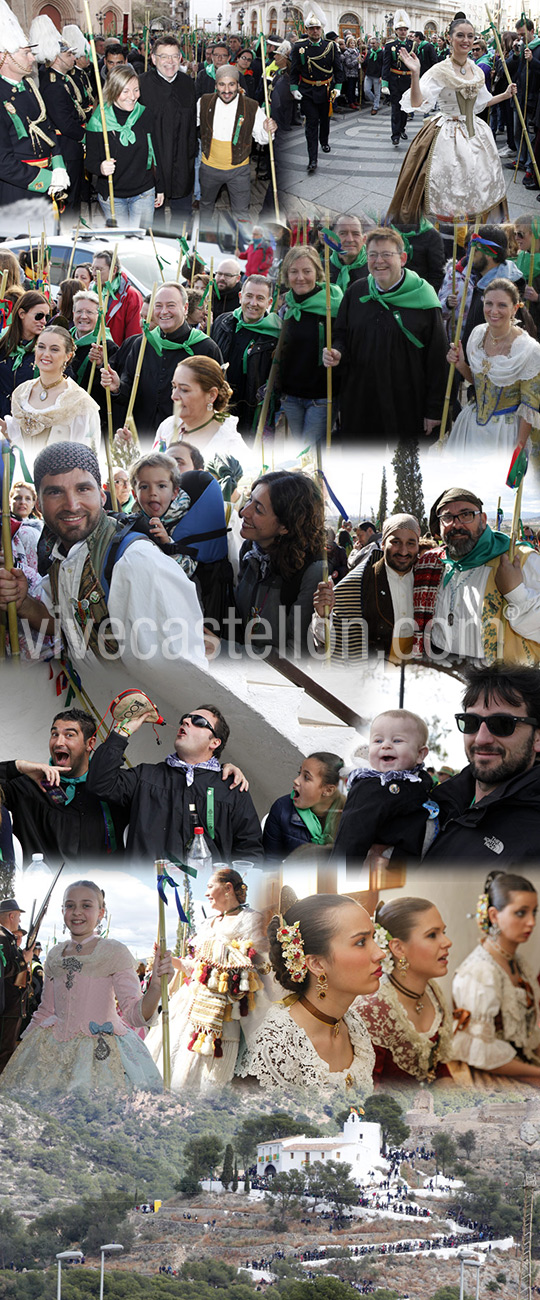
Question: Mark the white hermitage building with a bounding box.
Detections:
[257,1109,382,1184]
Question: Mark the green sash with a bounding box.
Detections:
[232,308,282,373]
[441,525,509,587]
[70,320,112,384]
[141,324,208,357]
[283,284,343,321]
[514,250,540,282]
[290,792,326,844]
[358,270,440,349]
[87,100,145,146]
[330,246,367,293]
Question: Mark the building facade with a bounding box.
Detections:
[257,1110,381,1184]
[224,1,456,40]
[12,0,132,38]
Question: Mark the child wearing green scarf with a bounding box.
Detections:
[263,753,345,861]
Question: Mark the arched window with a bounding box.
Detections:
[339,11,360,37]
[38,4,62,28]
[269,6,277,33]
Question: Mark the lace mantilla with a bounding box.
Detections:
[453,943,540,1065]
[236,1002,375,1094]
[357,976,453,1081]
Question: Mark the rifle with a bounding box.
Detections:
[26,863,64,950]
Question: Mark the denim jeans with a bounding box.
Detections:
[364,75,381,109]
[98,187,156,229]
[279,394,331,439]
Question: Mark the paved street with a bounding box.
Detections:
[279,99,537,222]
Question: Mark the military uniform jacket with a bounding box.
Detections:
[290,36,343,100]
[39,65,85,163]
[0,75,65,199]
[0,924,27,1020]
[381,38,412,96]
[72,64,95,122]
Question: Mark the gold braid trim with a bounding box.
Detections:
[26,77,56,153]
[65,71,87,123]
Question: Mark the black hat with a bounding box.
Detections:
[0,898,25,913]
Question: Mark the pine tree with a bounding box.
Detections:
[391,439,428,531]
[244,1168,251,1193]
[0,863,15,901]
[377,466,388,527]
[231,1156,238,1192]
[221,1143,234,1189]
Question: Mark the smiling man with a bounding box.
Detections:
[312,512,421,661]
[198,64,277,218]
[413,486,540,663]
[86,703,263,864]
[425,666,540,864]
[211,274,281,435]
[0,709,129,866]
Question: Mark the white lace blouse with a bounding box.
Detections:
[452,943,540,1069]
[236,1001,375,1095]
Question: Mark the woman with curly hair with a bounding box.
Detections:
[358,896,454,1084]
[452,870,540,1079]
[235,469,325,652]
[277,245,342,439]
[237,892,382,1094]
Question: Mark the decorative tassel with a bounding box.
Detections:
[229,1001,241,1020]
[200,1032,214,1056]
[239,994,249,1018]
[223,1003,233,1021]
[218,971,229,993]
[187,1029,199,1052]
[239,971,250,993]
[214,1036,223,1058]
[207,967,220,991]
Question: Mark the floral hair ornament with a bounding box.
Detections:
[476,891,490,933]
[276,914,308,982]
[371,919,395,975]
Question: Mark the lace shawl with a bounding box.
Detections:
[452,943,540,1068]
[236,1002,375,1094]
[356,976,453,1081]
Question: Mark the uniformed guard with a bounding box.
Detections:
[0,0,69,207]
[381,8,413,147]
[30,15,86,214]
[290,9,343,174]
[0,898,33,1075]
[63,25,96,123]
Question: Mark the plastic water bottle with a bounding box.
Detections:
[186,826,213,875]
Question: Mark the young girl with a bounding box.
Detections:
[263,752,345,862]
[0,880,173,1094]
[129,452,196,575]
[452,871,540,1080]
[358,896,454,1083]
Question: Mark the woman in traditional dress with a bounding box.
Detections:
[237,893,383,1095]
[0,290,50,419]
[452,870,540,1079]
[85,65,164,229]
[445,278,540,454]
[358,897,454,1083]
[1,325,101,461]
[152,356,251,466]
[0,880,173,1095]
[387,17,517,224]
[148,868,269,1093]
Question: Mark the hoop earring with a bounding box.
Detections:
[316,972,328,999]
[398,956,409,972]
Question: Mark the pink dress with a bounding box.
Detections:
[0,938,162,1094]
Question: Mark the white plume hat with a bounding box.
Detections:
[393,9,411,27]
[304,2,327,27]
[62,24,89,57]
[29,14,62,62]
[0,0,30,54]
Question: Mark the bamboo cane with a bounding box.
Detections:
[235,222,239,258]
[0,271,8,318]
[438,219,480,443]
[528,229,537,287]
[315,440,331,658]
[123,282,158,439]
[450,219,458,339]
[509,478,524,561]
[150,228,165,282]
[514,50,529,182]
[487,8,540,188]
[144,9,150,72]
[1,441,19,658]
[180,880,190,960]
[84,0,117,224]
[86,243,118,395]
[156,859,171,1090]
[258,9,281,224]
[176,223,187,280]
[207,256,214,333]
[324,241,332,450]
[95,270,118,511]
[66,219,81,279]
[254,318,286,453]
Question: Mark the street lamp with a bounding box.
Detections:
[458,1253,482,1300]
[99,1243,124,1300]
[56,1250,84,1300]
[238,7,246,32]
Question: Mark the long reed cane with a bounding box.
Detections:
[84,0,117,224]
[156,859,171,1090]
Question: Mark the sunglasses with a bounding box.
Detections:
[179,712,218,737]
[455,712,539,737]
[34,312,50,322]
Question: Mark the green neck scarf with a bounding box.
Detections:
[358,270,440,349]
[442,525,509,587]
[71,321,112,382]
[87,100,146,146]
[290,791,326,844]
[232,307,282,337]
[330,246,367,292]
[283,284,343,321]
[60,771,88,805]
[514,250,540,281]
[5,337,36,373]
[142,322,208,356]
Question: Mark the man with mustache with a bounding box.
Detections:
[412,487,540,663]
[425,665,540,864]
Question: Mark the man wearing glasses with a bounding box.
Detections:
[412,487,540,663]
[87,705,263,866]
[425,665,540,864]
[139,36,196,225]
[324,227,447,439]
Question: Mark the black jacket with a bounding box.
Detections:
[112,325,222,436]
[0,761,128,867]
[424,762,540,864]
[211,310,277,434]
[86,731,263,864]
[263,792,317,860]
[138,66,197,200]
[331,769,434,865]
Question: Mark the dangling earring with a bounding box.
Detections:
[316,972,328,999]
[207,401,214,411]
[489,922,500,938]
[62,921,66,934]
[398,956,409,972]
